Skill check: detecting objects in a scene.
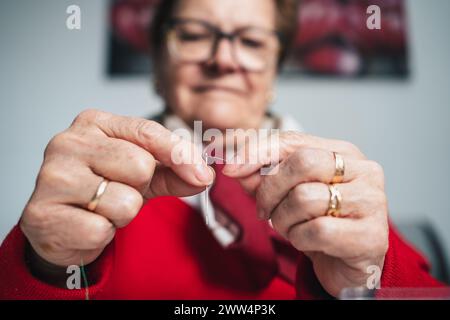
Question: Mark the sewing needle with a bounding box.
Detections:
[202,152,226,226]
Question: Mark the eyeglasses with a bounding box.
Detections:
[165,18,281,72]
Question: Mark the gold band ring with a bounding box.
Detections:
[87,179,109,212]
[331,152,345,184]
[326,184,342,217]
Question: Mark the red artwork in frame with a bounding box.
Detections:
[108,0,409,78]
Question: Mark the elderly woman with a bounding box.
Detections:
[0,0,443,299]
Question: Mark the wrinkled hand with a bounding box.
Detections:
[223,131,389,297]
[20,109,213,267]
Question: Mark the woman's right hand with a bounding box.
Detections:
[20,109,213,267]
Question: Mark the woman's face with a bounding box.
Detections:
[159,0,279,131]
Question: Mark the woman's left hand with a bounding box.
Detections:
[223,131,389,297]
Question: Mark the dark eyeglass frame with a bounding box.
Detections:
[166,17,282,44]
[163,17,283,70]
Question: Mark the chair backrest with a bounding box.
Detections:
[397,221,449,284]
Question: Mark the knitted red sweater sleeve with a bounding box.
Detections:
[0,224,114,300]
[295,223,445,300]
[380,224,444,288]
[0,222,445,300]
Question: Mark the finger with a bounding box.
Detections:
[48,204,116,251]
[39,158,206,222]
[88,180,144,228]
[73,110,213,187]
[287,216,384,258]
[239,172,261,196]
[223,131,366,178]
[82,137,156,194]
[145,165,211,199]
[270,182,385,238]
[256,148,362,219]
[37,160,103,204]
[42,165,143,228]
[57,166,202,226]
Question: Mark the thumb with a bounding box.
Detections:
[237,172,262,196]
[145,165,215,199]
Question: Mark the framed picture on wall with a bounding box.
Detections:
[107,0,409,78]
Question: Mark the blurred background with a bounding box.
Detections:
[107,0,409,77]
[1,0,449,281]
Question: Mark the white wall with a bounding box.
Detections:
[1,0,449,262]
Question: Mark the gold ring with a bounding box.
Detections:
[326,184,342,217]
[87,179,109,212]
[331,152,345,184]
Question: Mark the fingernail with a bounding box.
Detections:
[195,164,214,184]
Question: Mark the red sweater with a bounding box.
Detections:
[0,196,444,300]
